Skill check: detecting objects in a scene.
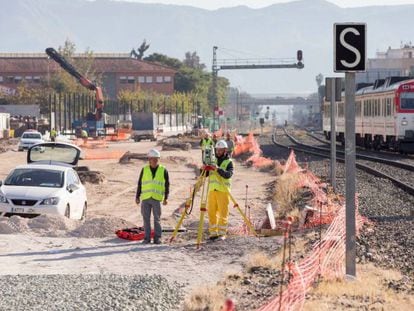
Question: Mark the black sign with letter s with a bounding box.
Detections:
[334,23,366,72]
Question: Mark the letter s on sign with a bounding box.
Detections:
[339,27,361,69]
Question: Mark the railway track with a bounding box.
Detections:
[273,129,414,196]
[306,130,414,162]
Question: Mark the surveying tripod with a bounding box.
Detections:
[170,164,257,248]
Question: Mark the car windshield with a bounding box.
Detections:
[29,144,79,164]
[4,168,64,188]
[22,133,42,139]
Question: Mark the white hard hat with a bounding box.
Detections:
[215,140,228,149]
[147,148,161,158]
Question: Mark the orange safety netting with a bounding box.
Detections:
[72,138,108,149]
[233,133,275,169]
[83,149,125,160]
[255,152,366,311]
[228,137,367,311]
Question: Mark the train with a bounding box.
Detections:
[322,76,414,153]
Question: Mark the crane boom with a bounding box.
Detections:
[45,47,104,120]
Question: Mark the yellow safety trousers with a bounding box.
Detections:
[207,190,229,237]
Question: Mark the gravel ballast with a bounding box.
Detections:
[0,274,183,311]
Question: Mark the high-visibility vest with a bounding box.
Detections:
[209,159,232,192]
[140,165,166,201]
[201,138,214,151]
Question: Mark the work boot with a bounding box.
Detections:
[154,239,162,245]
[142,239,151,244]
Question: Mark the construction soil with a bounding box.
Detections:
[0,138,278,306]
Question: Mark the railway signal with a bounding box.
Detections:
[334,23,367,278]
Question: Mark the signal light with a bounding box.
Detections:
[297,50,303,61]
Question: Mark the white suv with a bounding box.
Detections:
[18,131,44,151]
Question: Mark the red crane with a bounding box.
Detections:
[45,47,104,121]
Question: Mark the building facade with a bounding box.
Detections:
[0,53,176,100]
[356,44,414,84]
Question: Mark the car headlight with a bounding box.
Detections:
[0,194,8,204]
[401,120,408,126]
[40,197,60,205]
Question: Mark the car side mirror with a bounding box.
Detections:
[67,183,78,193]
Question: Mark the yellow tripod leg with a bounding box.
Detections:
[170,170,206,243]
[196,172,210,248]
[169,198,190,243]
[213,171,258,236]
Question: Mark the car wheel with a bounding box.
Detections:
[81,203,87,220]
[64,205,70,219]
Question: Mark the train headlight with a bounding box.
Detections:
[401,120,408,126]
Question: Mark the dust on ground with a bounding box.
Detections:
[0,137,278,299]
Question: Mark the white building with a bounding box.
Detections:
[356,43,414,84]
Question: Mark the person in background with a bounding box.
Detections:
[81,128,88,143]
[135,149,169,244]
[225,132,234,157]
[212,133,218,146]
[50,128,57,142]
[200,131,214,164]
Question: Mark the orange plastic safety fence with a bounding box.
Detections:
[255,154,366,311]
[233,133,275,169]
[72,139,108,149]
[83,149,125,160]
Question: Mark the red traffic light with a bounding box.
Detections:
[297,50,303,61]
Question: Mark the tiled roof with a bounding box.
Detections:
[0,57,176,74]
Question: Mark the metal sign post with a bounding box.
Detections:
[326,77,342,191]
[334,23,366,278]
[344,72,356,277]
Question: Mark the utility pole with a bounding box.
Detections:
[211,46,218,130]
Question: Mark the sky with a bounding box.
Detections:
[113,0,414,10]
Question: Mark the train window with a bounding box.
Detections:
[338,102,344,117]
[386,98,392,116]
[368,100,372,116]
[356,101,361,116]
[400,92,414,110]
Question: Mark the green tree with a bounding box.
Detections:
[144,52,229,114]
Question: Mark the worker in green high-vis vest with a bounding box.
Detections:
[135,149,170,244]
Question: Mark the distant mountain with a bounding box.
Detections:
[1,0,414,94]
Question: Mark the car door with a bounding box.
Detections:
[71,169,86,218]
[65,169,82,218]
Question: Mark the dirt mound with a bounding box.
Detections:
[0,214,135,238]
[70,216,136,238]
[119,152,147,164]
[78,171,106,184]
[0,216,30,233]
[162,138,191,151]
[28,214,77,234]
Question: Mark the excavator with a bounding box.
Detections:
[45,47,105,137]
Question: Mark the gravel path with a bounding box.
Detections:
[0,274,183,311]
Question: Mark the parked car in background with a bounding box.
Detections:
[0,142,87,220]
[18,130,44,151]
